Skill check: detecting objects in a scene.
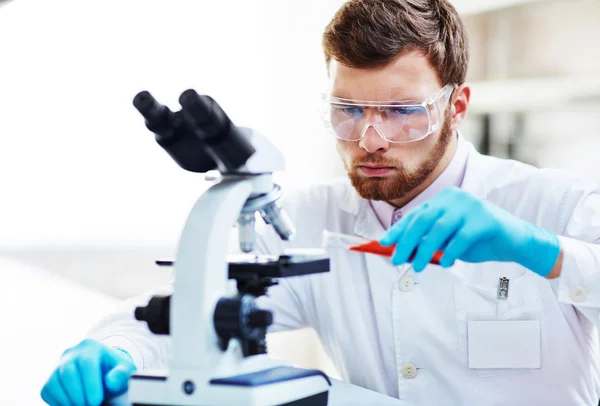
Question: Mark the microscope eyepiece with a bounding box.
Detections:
[179,90,230,142]
[178,89,255,172]
[133,91,168,123]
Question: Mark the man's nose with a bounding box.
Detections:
[359,125,389,154]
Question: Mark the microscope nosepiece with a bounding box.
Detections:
[259,202,296,241]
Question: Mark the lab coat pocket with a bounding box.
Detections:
[454,265,546,377]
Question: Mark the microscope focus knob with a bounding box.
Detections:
[134,295,170,335]
[248,309,273,329]
[214,295,273,344]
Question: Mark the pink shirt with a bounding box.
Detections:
[370,132,469,229]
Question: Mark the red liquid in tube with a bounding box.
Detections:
[349,241,443,265]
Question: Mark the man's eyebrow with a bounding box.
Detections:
[386,98,423,105]
[386,93,425,103]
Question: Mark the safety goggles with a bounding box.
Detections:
[322,84,455,144]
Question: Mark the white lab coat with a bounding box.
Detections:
[88,140,600,406]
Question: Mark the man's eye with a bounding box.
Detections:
[339,107,363,117]
[387,107,423,116]
[332,106,364,117]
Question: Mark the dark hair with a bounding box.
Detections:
[322,0,470,85]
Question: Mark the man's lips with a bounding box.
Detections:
[359,165,395,169]
[358,165,395,176]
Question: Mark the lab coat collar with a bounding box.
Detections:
[339,138,489,241]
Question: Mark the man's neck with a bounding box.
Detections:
[387,132,459,208]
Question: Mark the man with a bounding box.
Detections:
[42,0,600,405]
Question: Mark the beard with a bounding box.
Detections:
[343,113,453,202]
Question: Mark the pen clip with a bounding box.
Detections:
[497,277,509,300]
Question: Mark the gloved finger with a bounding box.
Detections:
[104,364,133,397]
[76,354,104,406]
[40,390,61,406]
[41,370,73,406]
[439,224,479,267]
[411,215,463,272]
[390,206,439,266]
[58,361,84,406]
[380,203,428,246]
[391,205,445,266]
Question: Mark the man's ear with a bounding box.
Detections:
[450,84,470,131]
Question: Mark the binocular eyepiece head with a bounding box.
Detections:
[133,89,255,173]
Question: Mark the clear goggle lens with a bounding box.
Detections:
[323,84,454,144]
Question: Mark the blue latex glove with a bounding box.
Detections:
[380,187,561,276]
[41,339,137,406]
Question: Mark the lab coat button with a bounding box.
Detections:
[570,285,587,302]
[399,276,415,292]
[401,363,418,379]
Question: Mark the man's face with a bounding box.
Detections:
[329,51,454,203]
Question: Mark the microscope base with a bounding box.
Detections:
[131,392,327,406]
[129,366,331,406]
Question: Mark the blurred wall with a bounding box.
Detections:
[461,0,600,178]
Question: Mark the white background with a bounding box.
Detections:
[0,0,344,248]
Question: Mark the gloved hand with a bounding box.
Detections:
[380,187,561,276]
[41,339,137,406]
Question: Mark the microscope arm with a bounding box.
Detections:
[169,177,254,382]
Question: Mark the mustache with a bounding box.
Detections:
[351,155,399,168]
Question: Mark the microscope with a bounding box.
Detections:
[127,89,332,406]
